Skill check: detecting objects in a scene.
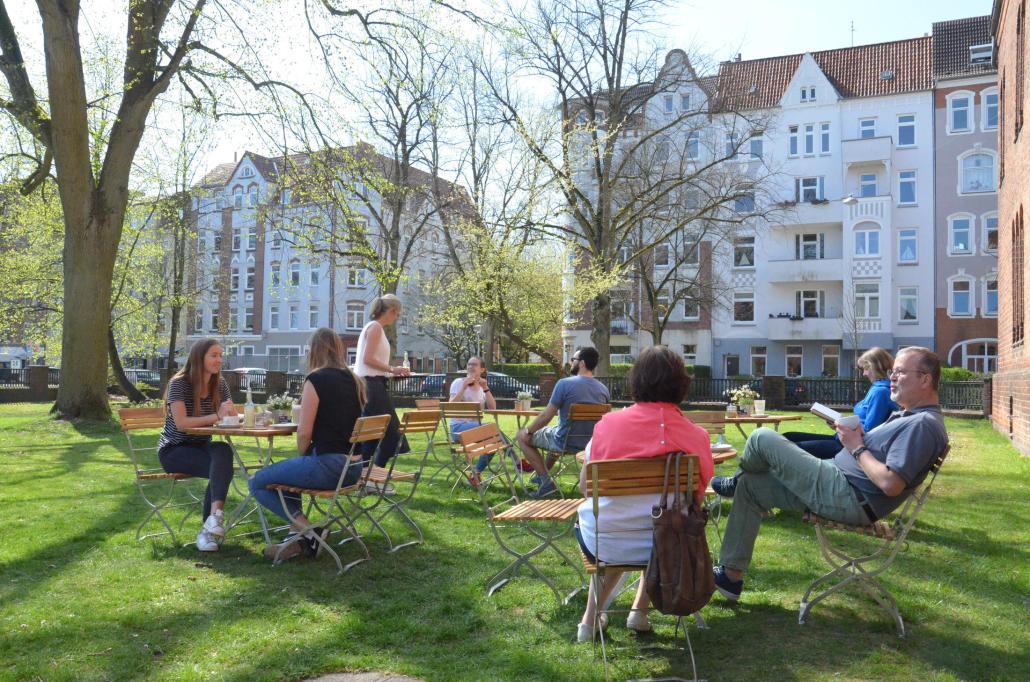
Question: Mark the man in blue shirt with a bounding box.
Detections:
[516,347,610,497]
[710,346,949,602]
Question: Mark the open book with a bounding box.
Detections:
[810,402,861,429]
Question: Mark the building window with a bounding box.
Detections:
[855,282,880,319]
[270,262,281,287]
[213,233,222,251]
[724,354,740,377]
[734,194,755,213]
[680,93,691,110]
[249,186,259,207]
[983,89,999,130]
[984,276,999,317]
[897,114,916,146]
[961,152,996,193]
[788,125,798,156]
[724,131,739,158]
[654,243,670,268]
[229,307,239,332]
[682,344,697,365]
[232,226,241,251]
[733,237,755,268]
[230,266,240,291]
[948,94,972,133]
[800,86,815,102]
[269,305,279,329]
[984,213,999,252]
[233,187,243,209]
[820,122,830,153]
[247,229,257,251]
[859,118,876,138]
[796,233,823,260]
[683,298,700,320]
[663,94,674,113]
[194,310,204,333]
[898,228,918,263]
[821,345,839,377]
[309,303,319,328]
[310,266,320,286]
[949,215,974,254]
[346,302,365,330]
[796,176,824,202]
[272,231,282,250]
[854,227,880,257]
[290,261,301,286]
[244,307,254,332]
[347,268,366,288]
[949,278,974,317]
[803,124,815,154]
[210,309,220,332]
[950,340,998,374]
[898,170,917,204]
[289,303,300,329]
[898,287,918,323]
[749,133,763,160]
[245,264,255,291]
[687,131,700,159]
[859,173,877,198]
[795,289,824,318]
[733,290,754,323]
[1014,206,1025,345]
[785,345,803,377]
[681,231,700,264]
[750,346,767,377]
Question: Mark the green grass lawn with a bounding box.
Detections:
[0,403,1027,681]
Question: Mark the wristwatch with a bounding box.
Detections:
[851,445,869,459]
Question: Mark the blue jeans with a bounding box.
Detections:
[159,441,235,519]
[249,451,362,522]
[449,420,482,442]
[783,432,843,459]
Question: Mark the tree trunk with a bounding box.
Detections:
[165,219,186,372]
[54,215,119,419]
[589,291,612,377]
[484,318,495,367]
[108,325,146,403]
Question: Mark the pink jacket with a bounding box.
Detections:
[588,402,714,492]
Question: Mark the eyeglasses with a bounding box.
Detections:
[570,356,581,363]
[889,368,927,378]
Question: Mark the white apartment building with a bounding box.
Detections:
[183,148,462,373]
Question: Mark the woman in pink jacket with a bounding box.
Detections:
[575,345,713,642]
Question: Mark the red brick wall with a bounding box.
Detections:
[992,0,1030,454]
[933,309,998,365]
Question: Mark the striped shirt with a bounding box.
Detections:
[158,376,231,452]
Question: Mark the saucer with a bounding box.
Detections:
[711,443,735,452]
[217,422,241,428]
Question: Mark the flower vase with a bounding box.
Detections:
[739,402,753,416]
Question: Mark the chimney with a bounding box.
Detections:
[233,151,238,163]
[734,53,742,62]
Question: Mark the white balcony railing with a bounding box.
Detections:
[768,316,844,341]
[766,257,845,283]
[842,136,893,165]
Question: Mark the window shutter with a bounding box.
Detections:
[795,290,802,317]
[795,234,801,259]
[819,233,825,258]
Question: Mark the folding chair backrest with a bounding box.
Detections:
[442,401,482,421]
[458,422,511,460]
[683,410,727,438]
[584,454,702,498]
[400,409,442,435]
[350,414,391,443]
[119,407,166,432]
[569,403,612,422]
[415,398,441,410]
[895,444,951,527]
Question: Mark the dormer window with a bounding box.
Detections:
[969,42,993,65]
[241,166,254,178]
[800,86,816,102]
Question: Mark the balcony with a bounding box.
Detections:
[611,319,635,336]
[842,136,893,166]
[773,198,842,228]
[768,316,844,341]
[846,195,892,227]
[766,257,845,283]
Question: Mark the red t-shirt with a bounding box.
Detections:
[588,402,714,492]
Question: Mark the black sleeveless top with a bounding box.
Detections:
[305,367,362,456]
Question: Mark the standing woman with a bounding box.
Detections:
[158,339,236,552]
[354,294,411,466]
[250,327,367,561]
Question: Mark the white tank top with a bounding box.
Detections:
[355,320,390,377]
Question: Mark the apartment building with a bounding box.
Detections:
[932,16,1000,373]
[183,147,461,373]
[991,0,1030,454]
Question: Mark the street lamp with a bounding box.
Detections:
[473,324,482,358]
[841,194,858,205]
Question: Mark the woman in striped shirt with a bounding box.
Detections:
[158,339,236,551]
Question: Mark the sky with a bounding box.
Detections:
[659,0,993,66]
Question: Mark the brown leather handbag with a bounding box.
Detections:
[644,452,715,615]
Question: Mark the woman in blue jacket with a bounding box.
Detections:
[784,347,898,459]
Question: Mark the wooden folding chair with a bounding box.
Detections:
[415,398,441,409]
[435,402,484,490]
[544,403,611,493]
[798,445,951,637]
[460,423,585,604]
[265,414,390,573]
[685,410,738,546]
[356,409,441,552]
[581,452,706,678]
[119,407,203,545]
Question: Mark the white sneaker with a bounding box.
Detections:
[202,511,225,540]
[196,529,219,552]
[364,480,395,496]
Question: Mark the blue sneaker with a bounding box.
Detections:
[713,565,743,602]
[530,473,542,486]
[530,478,557,498]
[711,474,738,498]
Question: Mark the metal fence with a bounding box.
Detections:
[782,378,871,408]
[939,381,986,411]
[123,369,161,388]
[47,368,60,388]
[689,377,759,403]
[0,368,29,388]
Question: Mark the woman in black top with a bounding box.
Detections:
[159,338,237,552]
[250,327,366,561]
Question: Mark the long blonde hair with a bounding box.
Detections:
[167,339,222,417]
[306,327,366,408]
[370,293,402,321]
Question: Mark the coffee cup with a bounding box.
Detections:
[219,414,240,426]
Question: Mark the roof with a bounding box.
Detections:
[932,15,995,79]
[196,162,236,187]
[711,36,933,111]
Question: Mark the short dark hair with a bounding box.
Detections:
[897,346,941,391]
[629,346,690,404]
[577,347,600,371]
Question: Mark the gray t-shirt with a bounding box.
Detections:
[549,375,610,446]
[833,405,948,519]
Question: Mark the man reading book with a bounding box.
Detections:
[709,347,949,602]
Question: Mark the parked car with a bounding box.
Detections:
[485,371,540,399]
[123,369,161,389]
[230,367,267,391]
[418,374,446,397]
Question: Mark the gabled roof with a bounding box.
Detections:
[932,15,995,79]
[711,36,933,111]
[196,162,236,188]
